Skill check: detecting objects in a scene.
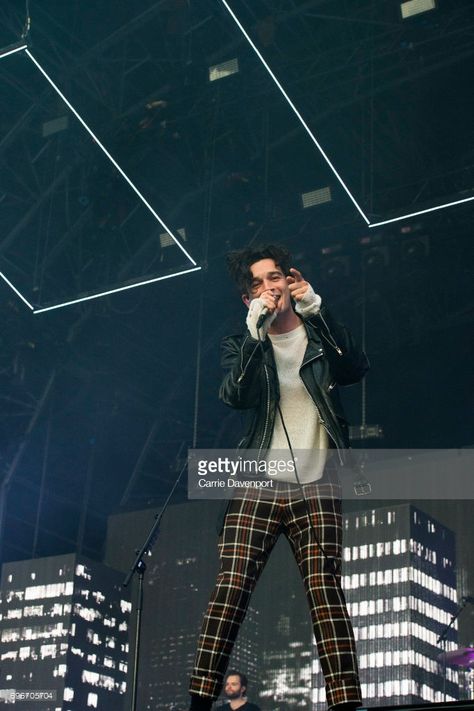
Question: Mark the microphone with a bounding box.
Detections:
[256,307,270,330]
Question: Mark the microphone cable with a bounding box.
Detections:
[256,325,345,583]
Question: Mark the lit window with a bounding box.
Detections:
[40,643,57,659]
[120,600,132,614]
[87,692,98,708]
[19,647,30,661]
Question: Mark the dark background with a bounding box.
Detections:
[0,0,473,576]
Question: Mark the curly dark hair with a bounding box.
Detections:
[225,669,248,690]
[226,244,291,294]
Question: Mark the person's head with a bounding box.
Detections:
[226,244,293,314]
[227,244,291,296]
[224,671,248,699]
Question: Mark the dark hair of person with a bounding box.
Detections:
[226,244,291,295]
[226,670,248,690]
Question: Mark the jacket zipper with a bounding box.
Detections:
[237,336,260,385]
[236,335,271,455]
[258,363,271,459]
[299,353,344,465]
[317,311,343,355]
[302,377,344,465]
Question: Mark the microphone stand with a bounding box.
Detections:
[437,596,471,702]
[123,458,188,711]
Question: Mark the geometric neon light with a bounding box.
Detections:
[220,1,473,232]
[0,270,35,311]
[0,43,28,60]
[31,266,202,314]
[1,38,472,313]
[24,50,197,267]
[0,44,201,312]
[219,0,371,226]
[0,266,202,314]
[368,196,474,228]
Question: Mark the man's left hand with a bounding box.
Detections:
[287,268,310,302]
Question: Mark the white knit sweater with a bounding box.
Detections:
[268,324,328,483]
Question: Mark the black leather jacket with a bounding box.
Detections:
[219,305,369,463]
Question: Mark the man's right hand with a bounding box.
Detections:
[246,294,277,339]
[258,289,280,314]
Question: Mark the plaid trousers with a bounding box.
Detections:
[189,481,361,708]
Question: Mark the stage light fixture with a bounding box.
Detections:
[302,187,332,209]
[362,246,389,270]
[160,227,186,248]
[321,256,350,281]
[369,196,474,228]
[401,0,436,20]
[219,0,370,225]
[209,58,239,82]
[401,235,430,262]
[42,115,68,137]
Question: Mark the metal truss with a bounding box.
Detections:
[0,0,473,563]
[0,24,200,312]
[0,0,472,313]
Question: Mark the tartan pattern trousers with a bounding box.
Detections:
[189,481,361,708]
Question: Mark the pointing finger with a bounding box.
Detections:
[289,267,303,281]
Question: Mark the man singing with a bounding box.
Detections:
[189,244,369,711]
